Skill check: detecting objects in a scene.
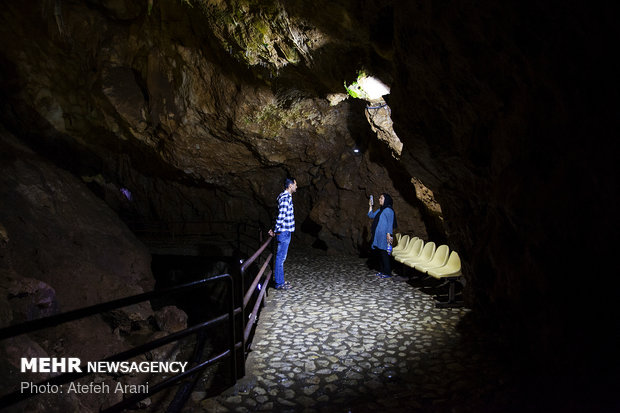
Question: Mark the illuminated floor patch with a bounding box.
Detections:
[202,250,514,412]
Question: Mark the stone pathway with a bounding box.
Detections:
[198,250,514,413]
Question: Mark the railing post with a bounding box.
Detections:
[233,263,246,380]
[227,274,237,387]
[258,227,263,266]
[272,234,277,287]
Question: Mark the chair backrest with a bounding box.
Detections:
[408,238,423,257]
[426,244,450,268]
[394,234,410,250]
[443,251,461,272]
[394,235,416,253]
[418,241,436,261]
[399,237,420,254]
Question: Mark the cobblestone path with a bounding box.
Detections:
[200,250,512,413]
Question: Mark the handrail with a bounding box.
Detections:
[241,235,274,273]
[0,220,275,412]
[244,271,271,342]
[0,274,236,410]
[0,276,228,340]
[240,235,275,344]
[244,253,273,307]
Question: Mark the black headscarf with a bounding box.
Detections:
[371,193,398,237]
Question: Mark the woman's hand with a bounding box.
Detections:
[386,233,393,244]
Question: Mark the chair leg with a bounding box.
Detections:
[435,278,463,308]
[448,279,455,302]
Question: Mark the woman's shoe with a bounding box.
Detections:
[378,273,392,279]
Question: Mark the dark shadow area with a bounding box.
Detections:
[450,310,620,413]
[150,254,234,321]
[148,252,267,404]
[401,271,465,305]
[300,216,328,251]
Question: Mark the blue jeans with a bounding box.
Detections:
[274,231,291,287]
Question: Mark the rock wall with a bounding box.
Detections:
[389,0,619,371]
[0,131,154,311]
[0,0,429,255]
[0,129,189,412]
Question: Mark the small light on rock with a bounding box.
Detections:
[120,188,132,201]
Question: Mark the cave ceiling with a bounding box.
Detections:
[0,0,435,252]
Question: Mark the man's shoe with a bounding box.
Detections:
[275,283,292,290]
[378,273,392,279]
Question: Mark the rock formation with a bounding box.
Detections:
[0,0,618,409]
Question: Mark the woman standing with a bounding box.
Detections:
[368,193,397,278]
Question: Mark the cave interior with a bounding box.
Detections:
[0,0,619,411]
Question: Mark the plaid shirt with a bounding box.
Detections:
[275,191,295,232]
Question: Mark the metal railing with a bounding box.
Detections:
[0,227,275,412]
[241,235,274,346]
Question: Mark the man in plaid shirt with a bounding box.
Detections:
[269,178,297,290]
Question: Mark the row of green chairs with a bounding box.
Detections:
[392,234,463,307]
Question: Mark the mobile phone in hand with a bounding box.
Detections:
[369,195,374,205]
